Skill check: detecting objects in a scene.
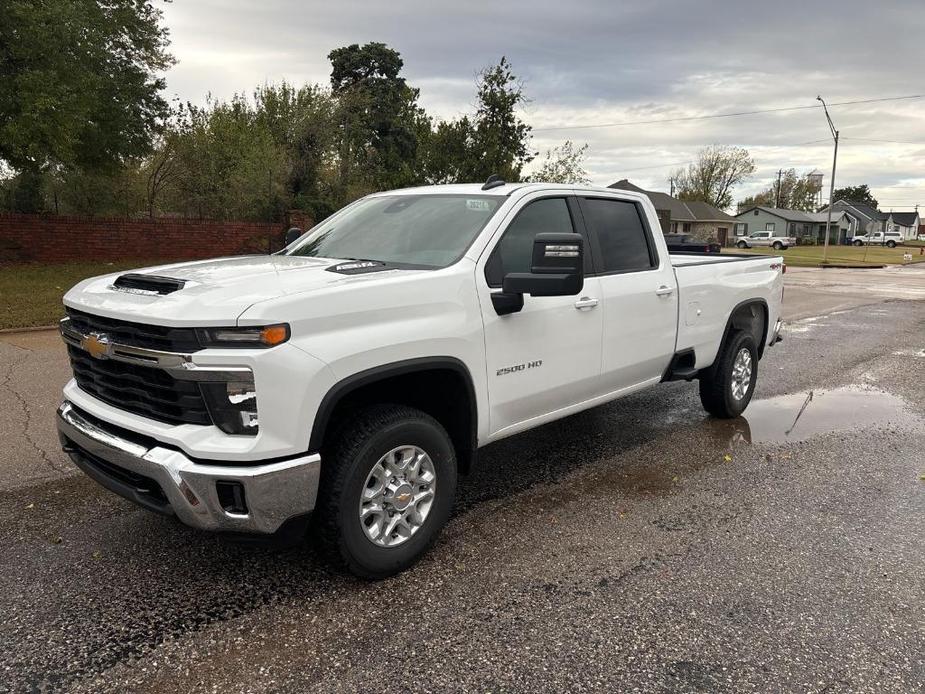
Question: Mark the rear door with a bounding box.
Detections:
[576,194,678,393]
[476,193,603,437]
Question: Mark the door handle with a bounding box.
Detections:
[574,296,599,310]
[655,285,675,296]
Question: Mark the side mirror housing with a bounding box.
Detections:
[284,227,303,246]
[502,232,584,297]
[492,233,584,315]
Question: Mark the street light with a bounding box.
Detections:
[817,95,839,264]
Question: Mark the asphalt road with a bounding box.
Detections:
[1,270,923,693]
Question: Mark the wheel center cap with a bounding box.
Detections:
[387,482,414,511]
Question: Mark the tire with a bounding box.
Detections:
[853,239,863,247]
[313,404,457,579]
[698,330,758,419]
[736,241,747,249]
[772,241,782,250]
[886,240,896,248]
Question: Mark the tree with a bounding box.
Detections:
[832,184,878,208]
[738,169,821,211]
[0,0,173,210]
[469,57,534,182]
[528,141,591,184]
[672,146,755,209]
[327,42,424,198]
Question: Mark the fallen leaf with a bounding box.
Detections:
[52,536,63,545]
[25,503,34,509]
[723,454,732,462]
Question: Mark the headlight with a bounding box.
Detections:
[197,324,290,348]
[200,378,259,435]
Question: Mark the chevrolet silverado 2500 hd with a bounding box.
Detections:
[57,181,783,578]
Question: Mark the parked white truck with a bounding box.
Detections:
[57,181,783,577]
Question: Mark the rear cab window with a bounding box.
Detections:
[576,197,657,274]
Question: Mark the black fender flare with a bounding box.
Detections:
[308,356,479,459]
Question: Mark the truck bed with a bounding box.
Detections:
[670,252,784,370]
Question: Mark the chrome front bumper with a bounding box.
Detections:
[56,402,321,534]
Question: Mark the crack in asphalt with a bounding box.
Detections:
[0,349,70,476]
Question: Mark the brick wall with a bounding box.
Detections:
[0,213,288,264]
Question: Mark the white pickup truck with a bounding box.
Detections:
[57,181,783,577]
[735,230,796,250]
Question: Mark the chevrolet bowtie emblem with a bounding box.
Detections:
[82,333,111,360]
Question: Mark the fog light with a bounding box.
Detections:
[200,378,259,435]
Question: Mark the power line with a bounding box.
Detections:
[533,94,924,132]
[842,136,925,145]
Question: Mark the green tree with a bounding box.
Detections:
[469,57,534,182]
[528,140,591,184]
[738,169,822,211]
[672,145,755,209]
[327,42,424,199]
[832,184,878,208]
[0,0,173,210]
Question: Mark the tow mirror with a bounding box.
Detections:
[492,233,584,315]
[284,227,303,246]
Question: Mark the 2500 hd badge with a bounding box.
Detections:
[497,360,543,376]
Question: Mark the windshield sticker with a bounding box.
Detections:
[466,199,492,212]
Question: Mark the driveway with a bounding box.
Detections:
[1,268,923,692]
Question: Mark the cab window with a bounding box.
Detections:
[485,198,580,287]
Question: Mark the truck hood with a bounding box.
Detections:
[63,255,411,325]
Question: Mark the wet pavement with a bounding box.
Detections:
[1,291,924,692]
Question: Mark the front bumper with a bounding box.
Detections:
[57,401,321,534]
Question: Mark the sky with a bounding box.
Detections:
[160,0,925,212]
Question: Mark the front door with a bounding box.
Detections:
[476,194,603,438]
[576,195,678,392]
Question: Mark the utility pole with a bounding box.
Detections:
[775,169,783,208]
[669,177,675,197]
[817,96,839,264]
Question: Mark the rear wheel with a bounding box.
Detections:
[736,241,748,249]
[699,330,758,418]
[772,241,783,250]
[314,404,457,579]
[853,239,863,246]
[886,240,896,248]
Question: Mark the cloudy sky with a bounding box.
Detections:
[161,0,924,211]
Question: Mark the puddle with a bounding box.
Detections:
[705,386,919,445]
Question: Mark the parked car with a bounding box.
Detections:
[663,233,721,254]
[853,231,904,248]
[736,230,795,250]
[56,181,784,578]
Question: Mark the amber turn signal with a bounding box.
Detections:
[260,324,289,345]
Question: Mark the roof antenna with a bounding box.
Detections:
[481,174,506,191]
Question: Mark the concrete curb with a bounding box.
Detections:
[0,324,58,335]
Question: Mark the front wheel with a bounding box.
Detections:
[699,330,758,418]
[886,240,896,248]
[736,241,748,249]
[772,241,783,250]
[314,404,457,579]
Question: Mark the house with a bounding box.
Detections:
[889,211,920,240]
[819,200,889,239]
[733,206,855,244]
[608,179,737,245]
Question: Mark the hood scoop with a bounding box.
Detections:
[111,273,187,296]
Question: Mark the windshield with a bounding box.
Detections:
[283,194,503,268]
